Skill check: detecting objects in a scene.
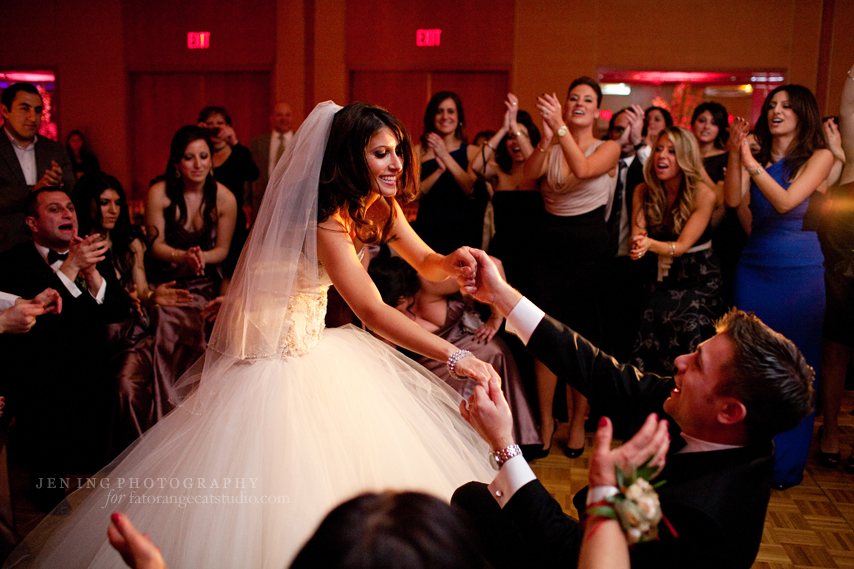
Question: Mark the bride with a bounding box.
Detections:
[8,102,496,568]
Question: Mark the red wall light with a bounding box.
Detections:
[187,32,211,49]
[416,29,442,47]
[599,110,612,121]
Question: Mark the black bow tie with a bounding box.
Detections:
[47,250,69,265]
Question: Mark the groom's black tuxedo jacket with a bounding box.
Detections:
[459,314,772,569]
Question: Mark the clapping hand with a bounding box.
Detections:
[425,132,450,161]
[185,246,205,276]
[727,117,749,153]
[33,287,62,314]
[536,93,565,133]
[34,160,65,190]
[625,105,645,147]
[588,414,669,488]
[824,118,845,163]
[0,299,44,334]
[505,93,520,129]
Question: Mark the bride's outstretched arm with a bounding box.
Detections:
[317,219,499,385]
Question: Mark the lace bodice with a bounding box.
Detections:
[278,264,332,359]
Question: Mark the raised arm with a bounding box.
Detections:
[424,135,476,195]
[414,144,445,197]
[724,118,751,207]
[740,144,834,213]
[536,92,620,179]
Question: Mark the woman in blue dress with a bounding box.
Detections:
[725,84,834,488]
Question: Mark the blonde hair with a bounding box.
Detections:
[640,127,704,236]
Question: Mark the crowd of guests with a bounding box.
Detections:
[0,61,851,568]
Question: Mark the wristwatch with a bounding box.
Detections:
[633,141,645,150]
[489,444,522,470]
[557,126,569,138]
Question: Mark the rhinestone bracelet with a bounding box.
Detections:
[447,349,475,381]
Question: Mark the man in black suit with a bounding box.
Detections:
[0,82,76,253]
[0,188,128,510]
[603,105,650,361]
[453,250,814,569]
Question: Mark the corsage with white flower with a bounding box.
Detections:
[584,458,677,545]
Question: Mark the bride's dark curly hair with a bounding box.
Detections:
[318,102,417,244]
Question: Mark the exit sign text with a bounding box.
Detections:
[187,32,211,49]
[416,29,442,47]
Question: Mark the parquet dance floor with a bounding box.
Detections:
[9,392,854,567]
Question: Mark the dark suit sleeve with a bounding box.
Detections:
[526,314,674,434]
[628,505,728,569]
[503,479,583,566]
[57,147,76,194]
[95,259,131,323]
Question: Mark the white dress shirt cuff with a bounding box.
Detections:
[487,455,537,508]
[55,270,82,298]
[0,292,19,311]
[586,485,620,506]
[636,144,650,166]
[504,297,545,345]
[91,278,107,304]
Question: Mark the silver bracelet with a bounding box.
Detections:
[447,349,474,381]
[746,165,764,178]
[489,444,522,470]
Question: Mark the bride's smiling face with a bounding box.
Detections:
[365,127,403,197]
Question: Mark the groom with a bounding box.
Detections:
[453,249,814,569]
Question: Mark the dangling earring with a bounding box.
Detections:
[174,170,181,179]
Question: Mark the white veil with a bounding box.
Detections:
[177,101,342,411]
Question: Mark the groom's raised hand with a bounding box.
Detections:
[464,249,522,317]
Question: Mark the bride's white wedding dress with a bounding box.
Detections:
[6,103,493,569]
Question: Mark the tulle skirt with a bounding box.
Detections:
[7,326,493,569]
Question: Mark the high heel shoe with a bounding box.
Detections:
[563,445,584,459]
[529,419,557,460]
[817,426,841,468]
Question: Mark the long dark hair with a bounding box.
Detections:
[420,91,467,147]
[72,172,143,278]
[157,125,219,233]
[642,106,674,137]
[691,102,730,150]
[65,129,93,159]
[318,103,416,244]
[495,110,541,174]
[289,492,487,569]
[753,84,825,181]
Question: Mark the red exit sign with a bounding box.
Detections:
[187,32,211,49]
[416,29,442,47]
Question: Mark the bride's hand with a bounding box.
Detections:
[454,356,502,389]
[443,246,477,293]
